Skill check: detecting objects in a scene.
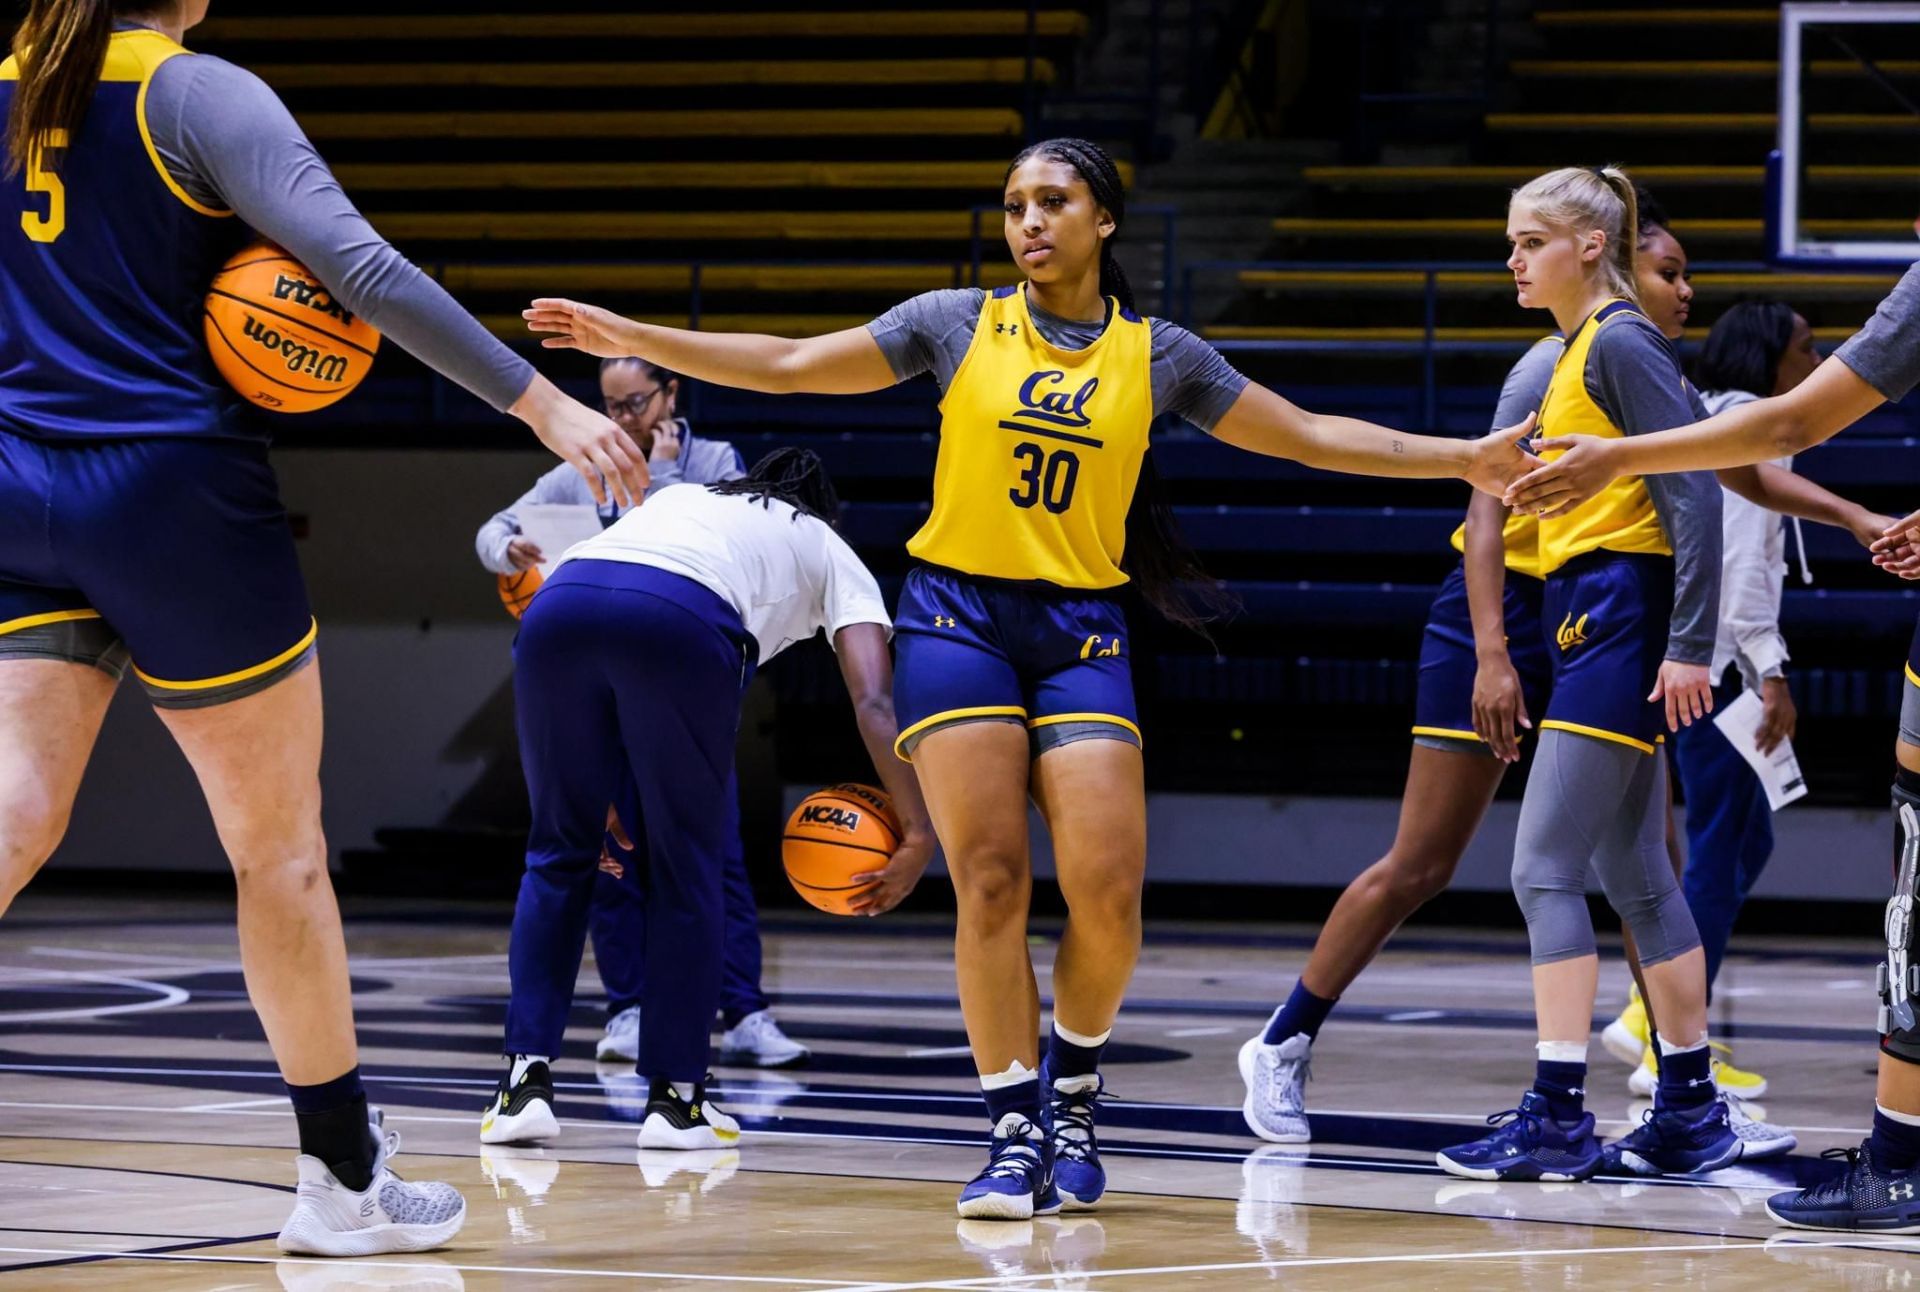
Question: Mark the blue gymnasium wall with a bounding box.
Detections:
[42,447,1898,905]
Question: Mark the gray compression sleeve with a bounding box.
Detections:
[1585,318,1721,665]
[1835,258,1920,403]
[1492,335,1563,431]
[145,54,535,412]
[1512,732,1699,967]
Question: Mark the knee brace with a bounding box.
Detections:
[1881,771,1920,1064]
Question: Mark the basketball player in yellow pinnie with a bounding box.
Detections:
[527,136,1535,1219]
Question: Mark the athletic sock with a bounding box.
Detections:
[981,1060,1041,1127]
[1871,1105,1920,1174]
[509,1054,551,1085]
[1262,980,1337,1045]
[1047,1021,1110,1083]
[1531,1042,1587,1122]
[1655,1035,1714,1110]
[286,1067,374,1192]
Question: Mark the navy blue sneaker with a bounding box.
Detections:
[1040,1060,1104,1210]
[1767,1142,1920,1233]
[1436,1092,1602,1181]
[957,1111,1061,1220]
[1601,1098,1742,1177]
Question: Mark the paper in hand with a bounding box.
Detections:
[516,503,604,577]
[1710,688,1808,811]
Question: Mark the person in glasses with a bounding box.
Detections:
[478,357,745,572]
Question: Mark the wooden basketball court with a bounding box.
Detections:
[0,891,1907,1288]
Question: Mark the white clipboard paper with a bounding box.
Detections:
[1710,688,1808,811]
[516,503,604,578]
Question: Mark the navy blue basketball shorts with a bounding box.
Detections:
[0,433,314,707]
[1411,560,1552,754]
[891,564,1140,762]
[1537,551,1674,755]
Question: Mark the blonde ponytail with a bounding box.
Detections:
[1510,164,1641,304]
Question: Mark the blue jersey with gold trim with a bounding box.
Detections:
[0,30,249,440]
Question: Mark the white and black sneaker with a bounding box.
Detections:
[637,1076,741,1151]
[277,1121,466,1256]
[480,1056,560,1145]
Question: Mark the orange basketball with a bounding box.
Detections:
[203,241,380,412]
[782,783,901,914]
[498,567,544,619]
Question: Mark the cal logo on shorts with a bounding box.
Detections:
[1556,612,1591,652]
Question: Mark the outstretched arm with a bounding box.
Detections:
[1506,356,1888,516]
[1209,382,1537,496]
[525,299,898,396]
[1718,462,1889,547]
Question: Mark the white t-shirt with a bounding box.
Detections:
[554,484,890,664]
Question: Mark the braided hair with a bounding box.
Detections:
[707,447,841,525]
[1003,137,1235,636]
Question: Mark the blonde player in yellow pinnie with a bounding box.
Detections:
[526,137,1534,1220]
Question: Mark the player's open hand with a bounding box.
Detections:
[1872,508,1920,581]
[847,829,935,917]
[1462,412,1538,498]
[524,298,637,358]
[1504,434,1623,517]
[1472,655,1532,763]
[1650,659,1713,732]
[511,375,649,509]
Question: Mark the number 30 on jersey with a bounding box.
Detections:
[1009,442,1079,513]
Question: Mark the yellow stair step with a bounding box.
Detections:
[1304,165,1763,186]
[1534,9,1781,27]
[255,58,1051,90]
[1269,217,1910,238]
[198,12,1091,41]
[441,263,1020,293]
[332,160,1124,193]
[299,108,1024,141]
[378,211,978,241]
[480,313,870,340]
[1487,113,1920,133]
[1512,59,1920,78]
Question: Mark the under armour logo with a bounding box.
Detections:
[995,322,1020,335]
[1893,1182,1915,1201]
[933,616,956,628]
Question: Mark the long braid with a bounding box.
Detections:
[1004,138,1235,636]
[707,447,841,525]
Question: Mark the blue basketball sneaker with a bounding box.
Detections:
[1600,1098,1742,1177]
[1436,1092,1602,1181]
[1040,1060,1104,1210]
[1767,1142,1920,1233]
[957,1111,1061,1220]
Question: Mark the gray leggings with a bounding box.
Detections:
[1511,730,1701,967]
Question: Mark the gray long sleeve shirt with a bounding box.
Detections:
[1580,314,1722,665]
[142,41,534,411]
[474,421,745,573]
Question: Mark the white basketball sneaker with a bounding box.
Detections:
[1239,1032,1312,1143]
[277,1122,466,1256]
[637,1077,742,1151]
[596,1005,641,1063]
[717,1009,809,1068]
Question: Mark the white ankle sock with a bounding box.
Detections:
[1052,1020,1112,1049]
[510,1054,549,1084]
[1536,1041,1588,1064]
[979,1060,1037,1092]
[1879,1103,1920,1128]
[1656,1033,1708,1058]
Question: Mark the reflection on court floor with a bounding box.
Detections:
[0,894,1909,1288]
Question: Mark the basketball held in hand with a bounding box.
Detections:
[782,783,901,915]
[204,241,380,412]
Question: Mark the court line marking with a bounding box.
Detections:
[824,1235,1920,1290]
[0,969,189,1023]
[0,1246,906,1285]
